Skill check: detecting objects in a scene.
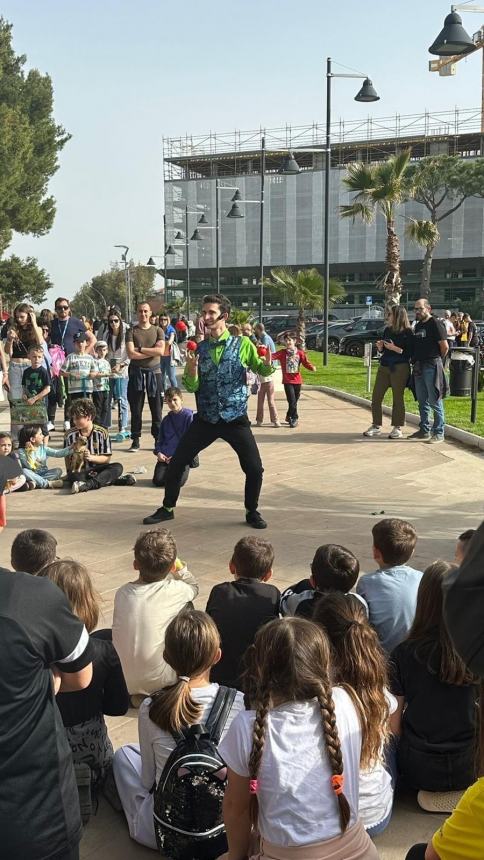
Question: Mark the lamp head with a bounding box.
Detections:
[198,213,209,224]
[354,78,380,103]
[429,10,474,56]
[165,245,175,255]
[231,189,242,202]
[191,229,203,240]
[146,257,155,266]
[226,202,244,219]
[174,231,184,240]
[278,152,300,175]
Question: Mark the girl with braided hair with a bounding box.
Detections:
[313,592,399,837]
[219,617,379,860]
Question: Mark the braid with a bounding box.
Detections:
[247,694,270,826]
[317,685,351,832]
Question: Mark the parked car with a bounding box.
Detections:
[315,316,370,352]
[264,312,339,340]
[338,323,386,358]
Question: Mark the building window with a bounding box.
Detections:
[444,287,476,303]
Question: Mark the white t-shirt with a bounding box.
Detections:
[61,352,96,394]
[219,688,361,847]
[358,690,397,828]
[112,567,199,695]
[139,684,245,790]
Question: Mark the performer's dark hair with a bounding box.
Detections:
[202,294,231,316]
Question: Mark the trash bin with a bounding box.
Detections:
[449,349,475,397]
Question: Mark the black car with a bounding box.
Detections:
[338,323,386,357]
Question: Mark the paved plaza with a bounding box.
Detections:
[2,387,482,859]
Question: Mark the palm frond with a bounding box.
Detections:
[405,218,440,249]
[340,202,375,224]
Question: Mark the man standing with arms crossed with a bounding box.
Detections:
[143,294,274,529]
[126,302,166,451]
[409,298,448,443]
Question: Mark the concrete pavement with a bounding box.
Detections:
[2,387,480,859]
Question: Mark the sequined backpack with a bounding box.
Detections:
[153,686,236,859]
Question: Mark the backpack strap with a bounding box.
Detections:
[205,685,237,745]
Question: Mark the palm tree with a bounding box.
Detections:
[340,148,412,313]
[261,267,345,347]
[405,218,440,299]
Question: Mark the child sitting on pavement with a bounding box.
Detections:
[112,528,199,700]
[65,398,134,494]
[91,340,111,429]
[272,332,316,427]
[455,528,476,565]
[206,536,280,688]
[281,543,365,618]
[0,432,26,492]
[11,528,58,574]
[113,609,244,851]
[356,518,422,653]
[152,386,193,488]
[17,424,71,489]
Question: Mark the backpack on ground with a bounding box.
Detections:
[153,685,237,860]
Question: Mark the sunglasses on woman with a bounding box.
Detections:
[109,318,120,323]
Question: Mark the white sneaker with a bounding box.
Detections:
[255,421,263,427]
[64,420,71,431]
[46,421,55,432]
[363,425,381,437]
[388,427,403,439]
[272,421,281,427]
[71,481,86,494]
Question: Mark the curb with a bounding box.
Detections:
[308,385,484,452]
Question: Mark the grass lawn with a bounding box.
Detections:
[300,352,484,437]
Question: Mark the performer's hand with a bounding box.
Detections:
[185,352,198,376]
[264,348,272,366]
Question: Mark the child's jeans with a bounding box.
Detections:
[110,377,129,431]
[22,467,63,488]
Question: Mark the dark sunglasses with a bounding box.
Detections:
[56,305,69,310]
[109,318,120,323]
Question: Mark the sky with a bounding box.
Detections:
[2,0,482,307]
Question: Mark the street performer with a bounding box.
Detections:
[143,294,274,529]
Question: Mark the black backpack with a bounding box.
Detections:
[153,685,237,859]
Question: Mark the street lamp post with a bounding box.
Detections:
[322,59,379,365]
[114,244,131,322]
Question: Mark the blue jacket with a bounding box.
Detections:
[154,408,193,457]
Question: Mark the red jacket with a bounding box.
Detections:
[272,348,313,384]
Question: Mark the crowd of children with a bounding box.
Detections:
[3,515,483,860]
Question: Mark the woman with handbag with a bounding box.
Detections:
[4,304,44,442]
[363,306,413,440]
[106,308,130,440]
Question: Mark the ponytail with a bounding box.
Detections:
[148,609,220,734]
[149,677,203,734]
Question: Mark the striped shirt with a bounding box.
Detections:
[65,424,111,457]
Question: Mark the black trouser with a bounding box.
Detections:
[284,383,301,420]
[153,459,190,488]
[66,462,123,489]
[92,391,111,429]
[163,414,263,512]
[405,846,427,860]
[127,373,163,440]
[398,734,474,791]
[47,377,64,423]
